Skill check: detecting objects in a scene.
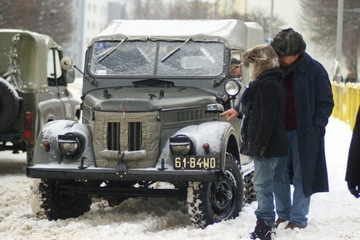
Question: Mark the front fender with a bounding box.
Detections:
[157,121,239,171]
[33,120,95,167]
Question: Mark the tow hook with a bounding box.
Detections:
[78,157,89,169]
[157,159,167,171]
[116,151,128,175]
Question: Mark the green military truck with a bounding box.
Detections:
[0,29,80,163]
[27,20,264,227]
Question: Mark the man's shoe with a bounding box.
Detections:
[274,218,287,228]
[285,221,306,230]
[250,219,275,240]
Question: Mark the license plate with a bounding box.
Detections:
[173,156,218,170]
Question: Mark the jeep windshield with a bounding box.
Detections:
[89,40,225,78]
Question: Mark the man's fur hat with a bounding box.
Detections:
[243,44,279,80]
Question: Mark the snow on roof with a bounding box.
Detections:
[90,19,264,50]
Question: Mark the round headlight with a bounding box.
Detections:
[224,79,241,97]
[58,133,81,157]
[169,135,194,156]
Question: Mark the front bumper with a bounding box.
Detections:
[26,166,219,182]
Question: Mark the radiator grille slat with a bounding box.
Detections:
[107,122,120,151]
[128,122,142,151]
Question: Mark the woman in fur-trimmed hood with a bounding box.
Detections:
[221,44,288,240]
[240,44,288,158]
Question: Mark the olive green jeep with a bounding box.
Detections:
[27,20,264,227]
[0,29,80,163]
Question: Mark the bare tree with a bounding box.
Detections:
[0,0,73,45]
[299,0,360,78]
[167,1,190,19]
[130,0,211,19]
[129,0,284,42]
[131,0,167,19]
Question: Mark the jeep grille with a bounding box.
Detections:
[107,122,142,151]
[93,111,161,168]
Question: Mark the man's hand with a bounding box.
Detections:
[347,182,360,198]
[220,109,239,122]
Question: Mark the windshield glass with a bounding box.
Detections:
[89,40,225,78]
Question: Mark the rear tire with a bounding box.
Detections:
[243,171,256,204]
[26,144,34,166]
[0,78,20,131]
[187,153,243,228]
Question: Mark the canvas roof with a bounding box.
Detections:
[90,19,264,50]
[0,29,61,92]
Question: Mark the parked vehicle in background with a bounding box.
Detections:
[0,29,80,164]
[27,20,264,227]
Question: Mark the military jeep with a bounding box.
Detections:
[0,29,80,163]
[27,20,264,227]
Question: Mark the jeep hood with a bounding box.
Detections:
[83,87,220,112]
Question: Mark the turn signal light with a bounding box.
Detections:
[42,140,51,152]
[24,112,33,138]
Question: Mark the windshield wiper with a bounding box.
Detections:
[97,38,127,63]
[161,39,190,62]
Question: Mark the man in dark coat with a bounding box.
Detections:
[271,28,334,230]
[345,106,360,198]
[221,44,288,240]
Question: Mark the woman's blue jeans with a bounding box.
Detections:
[253,156,280,227]
[274,130,310,226]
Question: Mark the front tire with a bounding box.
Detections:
[31,179,91,220]
[187,153,243,228]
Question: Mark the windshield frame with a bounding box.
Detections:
[87,39,226,79]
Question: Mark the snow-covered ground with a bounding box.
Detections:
[0,81,359,239]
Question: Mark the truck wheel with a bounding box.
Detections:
[0,78,20,131]
[187,153,243,228]
[243,171,256,204]
[31,179,91,220]
[26,144,34,166]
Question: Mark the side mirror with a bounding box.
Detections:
[60,57,74,71]
[65,68,75,83]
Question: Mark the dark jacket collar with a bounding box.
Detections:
[257,67,283,81]
[281,52,311,76]
[297,52,311,73]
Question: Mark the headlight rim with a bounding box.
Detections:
[169,134,194,156]
[224,79,241,97]
[58,133,83,157]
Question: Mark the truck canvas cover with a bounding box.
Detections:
[0,29,61,92]
[90,19,264,50]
